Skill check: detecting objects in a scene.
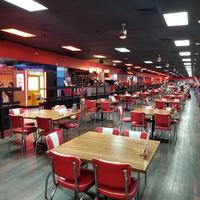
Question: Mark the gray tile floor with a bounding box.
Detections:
[0,93,199,200]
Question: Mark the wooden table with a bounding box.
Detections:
[53,131,160,173]
[22,109,80,121]
[154,98,180,104]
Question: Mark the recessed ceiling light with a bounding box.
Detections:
[182,58,191,61]
[125,64,133,66]
[141,68,147,70]
[163,12,188,26]
[1,28,36,37]
[93,55,107,58]
[112,60,122,63]
[174,40,190,46]
[144,61,153,64]
[183,62,191,65]
[115,48,130,53]
[61,46,82,51]
[134,66,141,69]
[155,66,162,68]
[198,20,200,23]
[4,0,48,12]
[194,53,199,55]
[164,69,169,72]
[179,51,191,56]
[196,42,200,46]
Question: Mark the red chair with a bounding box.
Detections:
[154,114,172,143]
[163,95,171,100]
[124,95,136,110]
[85,100,98,120]
[100,101,115,120]
[117,106,132,131]
[92,158,139,200]
[155,101,165,109]
[36,117,56,153]
[9,115,37,153]
[140,92,148,104]
[122,130,148,140]
[130,112,147,131]
[45,151,94,200]
[95,127,120,135]
[114,94,122,102]
[46,130,63,150]
[59,113,81,140]
[9,108,35,126]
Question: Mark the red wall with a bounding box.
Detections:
[0,41,120,74]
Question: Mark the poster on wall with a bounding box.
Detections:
[16,74,24,90]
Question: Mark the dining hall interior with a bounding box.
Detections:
[0,0,200,200]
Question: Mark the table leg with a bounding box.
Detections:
[150,116,155,139]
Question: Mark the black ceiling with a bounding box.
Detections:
[0,0,200,76]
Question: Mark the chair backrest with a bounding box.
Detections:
[114,95,122,101]
[92,158,132,189]
[95,127,120,135]
[155,114,171,127]
[130,112,145,124]
[140,92,147,98]
[36,117,53,131]
[85,100,96,109]
[164,95,171,100]
[46,130,63,150]
[49,151,81,181]
[109,95,116,103]
[121,130,148,139]
[124,95,132,102]
[169,102,180,111]
[9,108,24,115]
[9,114,24,129]
[155,101,165,109]
[100,101,111,110]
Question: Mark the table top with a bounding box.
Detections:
[22,109,80,121]
[154,98,180,103]
[132,107,171,116]
[52,131,160,173]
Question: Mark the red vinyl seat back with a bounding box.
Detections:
[36,117,53,131]
[164,95,171,100]
[95,127,120,135]
[122,130,148,139]
[49,151,81,181]
[155,101,165,109]
[9,114,24,128]
[155,114,171,127]
[85,100,96,110]
[169,102,180,111]
[124,95,132,102]
[140,93,147,98]
[46,130,63,150]
[130,112,145,124]
[114,95,122,101]
[100,101,111,111]
[92,159,132,189]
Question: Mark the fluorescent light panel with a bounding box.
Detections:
[163,12,188,26]
[115,48,130,53]
[183,62,191,65]
[1,28,35,37]
[155,66,162,68]
[93,55,107,58]
[62,46,82,51]
[182,58,191,61]
[112,60,122,63]
[179,51,191,56]
[134,66,141,69]
[125,64,133,66]
[4,0,48,12]
[174,40,190,46]
[144,61,153,64]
